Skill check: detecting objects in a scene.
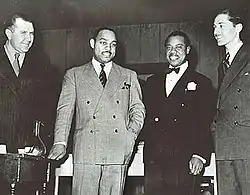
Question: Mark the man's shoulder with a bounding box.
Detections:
[113,62,137,75]
[66,61,91,73]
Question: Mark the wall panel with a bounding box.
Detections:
[140,24,160,63]
[42,30,67,73]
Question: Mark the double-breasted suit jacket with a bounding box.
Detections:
[143,67,216,170]
[0,47,61,153]
[54,61,145,165]
[214,45,250,160]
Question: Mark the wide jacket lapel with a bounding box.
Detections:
[218,46,247,96]
[105,63,126,99]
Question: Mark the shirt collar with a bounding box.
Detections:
[91,57,112,77]
[226,41,243,64]
[169,60,189,75]
[4,41,25,67]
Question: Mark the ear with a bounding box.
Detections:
[236,23,243,33]
[5,28,12,40]
[89,38,95,49]
[186,45,191,55]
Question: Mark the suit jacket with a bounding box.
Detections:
[143,66,216,169]
[54,61,145,165]
[214,44,250,160]
[0,46,61,153]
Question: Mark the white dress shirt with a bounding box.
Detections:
[4,41,25,69]
[226,41,243,66]
[165,61,188,97]
[92,57,112,78]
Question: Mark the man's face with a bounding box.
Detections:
[165,35,190,68]
[90,29,117,64]
[6,18,34,53]
[213,14,238,46]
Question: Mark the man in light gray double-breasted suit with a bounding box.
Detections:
[48,27,145,195]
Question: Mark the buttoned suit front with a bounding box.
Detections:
[213,45,250,195]
[143,65,216,195]
[53,61,145,195]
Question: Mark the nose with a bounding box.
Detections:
[25,33,33,42]
[213,26,220,36]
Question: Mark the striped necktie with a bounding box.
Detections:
[99,63,107,87]
[13,53,20,76]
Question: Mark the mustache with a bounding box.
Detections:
[102,51,112,55]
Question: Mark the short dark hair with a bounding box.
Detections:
[92,27,116,40]
[4,13,33,31]
[217,9,242,26]
[164,31,191,47]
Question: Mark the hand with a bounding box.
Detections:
[47,144,66,160]
[189,156,204,175]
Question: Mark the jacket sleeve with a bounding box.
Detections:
[127,71,146,137]
[53,69,76,145]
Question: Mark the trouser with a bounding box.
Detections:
[72,164,128,195]
[217,159,250,195]
[144,162,201,195]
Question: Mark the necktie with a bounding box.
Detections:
[99,63,107,87]
[13,53,20,76]
[167,67,180,74]
[218,52,230,88]
[222,52,230,71]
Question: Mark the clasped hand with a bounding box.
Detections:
[189,156,203,175]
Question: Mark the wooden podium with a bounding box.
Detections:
[0,153,54,195]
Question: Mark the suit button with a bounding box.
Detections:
[93,116,96,119]
[234,105,238,109]
[114,129,118,133]
[234,121,238,125]
[154,117,159,122]
[87,101,90,104]
[116,100,120,104]
[90,130,93,133]
[237,88,241,92]
[113,115,116,119]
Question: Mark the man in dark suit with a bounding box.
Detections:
[143,31,216,195]
[0,13,61,193]
[212,9,250,195]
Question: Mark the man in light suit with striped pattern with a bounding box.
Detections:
[48,27,145,195]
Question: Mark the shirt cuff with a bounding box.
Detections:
[54,142,67,147]
[192,154,206,164]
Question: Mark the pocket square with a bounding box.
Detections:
[244,72,250,76]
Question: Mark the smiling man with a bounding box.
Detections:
[212,9,250,195]
[0,13,61,194]
[143,31,216,195]
[48,27,145,195]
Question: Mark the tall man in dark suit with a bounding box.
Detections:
[143,31,216,195]
[0,13,60,153]
[0,13,61,194]
[212,9,250,195]
[48,27,145,195]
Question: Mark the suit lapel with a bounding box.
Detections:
[105,63,126,99]
[219,46,247,96]
[167,68,191,97]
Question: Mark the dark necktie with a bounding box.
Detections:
[222,52,230,72]
[167,67,180,74]
[218,52,230,89]
[13,53,20,76]
[99,63,107,87]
